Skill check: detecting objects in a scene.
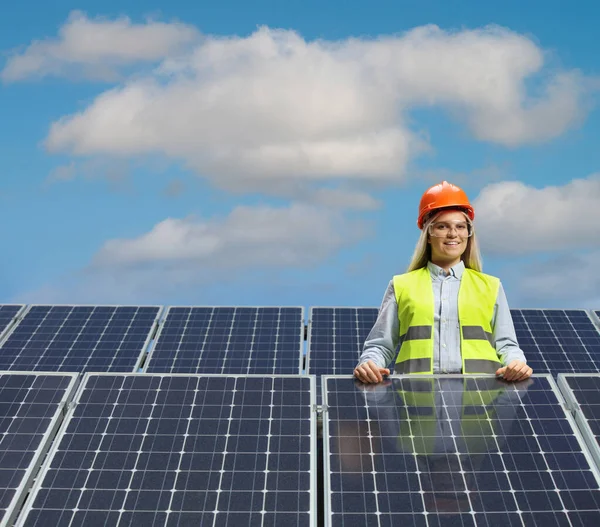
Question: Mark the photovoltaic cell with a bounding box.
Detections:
[511,309,600,374]
[144,307,303,374]
[18,373,315,527]
[0,373,76,527]
[0,305,160,373]
[324,374,600,527]
[0,306,23,341]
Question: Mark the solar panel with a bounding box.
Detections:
[17,373,316,526]
[512,309,600,374]
[0,305,161,373]
[0,372,77,527]
[558,374,600,474]
[143,307,304,374]
[323,374,600,526]
[307,307,379,378]
[0,305,25,342]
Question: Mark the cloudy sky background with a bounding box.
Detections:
[2,0,600,310]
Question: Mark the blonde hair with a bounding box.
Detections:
[406,210,483,272]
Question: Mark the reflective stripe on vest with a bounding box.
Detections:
[392,267,502,374]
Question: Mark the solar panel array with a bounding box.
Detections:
[17,373,315,527]
[511,309,600,374]
[0,373,77,527]
[0,305,24,340]
[323,374,600,526]
[0,305,161,373]
[144,307,303,374]
[307,307,379,377]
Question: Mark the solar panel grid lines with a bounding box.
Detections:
[557,373,600,476]
[16,372,317,527]
[0,305,25,345]
[143,306,304,375]
[0,372,78,527]
[511,308,600,375]
[306,307,380,376]
[322,373,600,527]
[0,305,163,373]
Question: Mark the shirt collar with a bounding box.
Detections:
[427,260,465,279]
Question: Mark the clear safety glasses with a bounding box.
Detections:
[428,219,473,238]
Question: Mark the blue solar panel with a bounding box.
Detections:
[307,307,379,377]
[512,309,600,374]
[324,374,600,526]
[558,374,600,473]
[0,305,24,341]
[0,373,77,527]
[144,307,303,374]
[0,305,161,372]
[18,374,315,526]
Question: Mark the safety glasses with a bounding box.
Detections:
[428,219,473,238]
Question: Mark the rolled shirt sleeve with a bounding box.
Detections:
[358,281,399,369]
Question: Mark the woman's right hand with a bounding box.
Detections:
[353,360,391,383]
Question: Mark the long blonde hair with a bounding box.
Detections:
[406,210,483,272]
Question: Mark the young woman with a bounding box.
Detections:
[354,181,532,384]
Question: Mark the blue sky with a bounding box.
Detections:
[2,0,600,310]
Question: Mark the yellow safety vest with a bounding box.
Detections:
[392,266,501,374]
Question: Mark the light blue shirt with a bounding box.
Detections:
[359,261,527,372]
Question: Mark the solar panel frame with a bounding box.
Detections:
[306,306,380,376]
[142,305,305,374]
[0,371,78,527]
[322,373,600,526]
[16,372,317,527]
[0,305,26,346]
[557,373,600,473]
[510,308,600,374]
[0,304,163,373]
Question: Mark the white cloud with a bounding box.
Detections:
[1,11,198,82]
[474,175,600,254]
[516,251,600,308]
[305,188,381,210]
[12,202,369,303]
[38,24,590,194]
[92,203,368,269]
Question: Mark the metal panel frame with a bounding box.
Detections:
[305,306,379,375]
[557,373,600,472]
[143,306,305,374]
[0,305,27,347]
[1,371,79,527]
[16,372,317,527]
[321,373,600,527]
[588,310,600,331]
[0,304,163,373]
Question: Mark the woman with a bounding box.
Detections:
[354,181,532,384]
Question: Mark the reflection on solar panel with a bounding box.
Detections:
[18,373,315,527]
[144,307,303,374]
[558,374,600,472]
[0,305,24,341]
[323,374,600,526]
[307,307,379,376]
[0,305,160,373]
[0,373,77,527]
[512,309,600,374]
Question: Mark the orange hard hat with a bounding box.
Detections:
[417,181,474,229]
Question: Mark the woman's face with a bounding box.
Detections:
[427,210,470,267]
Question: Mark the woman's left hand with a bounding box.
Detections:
[496,360,533,381]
